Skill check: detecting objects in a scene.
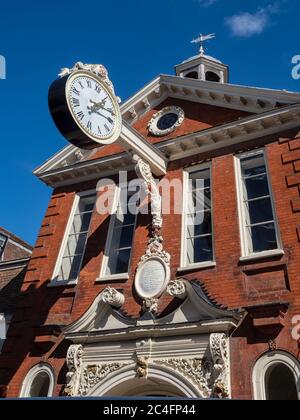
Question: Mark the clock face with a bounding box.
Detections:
[66,73,121,142]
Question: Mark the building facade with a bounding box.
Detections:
[1,51,300,400]
[0,227,32,397]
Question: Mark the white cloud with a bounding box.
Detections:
[225,4,279,38]
[197,0,219,7]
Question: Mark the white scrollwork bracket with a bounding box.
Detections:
[210,333,230,398]
[101,288,125,309]
[64,345,83,397]
[167,280,187,300]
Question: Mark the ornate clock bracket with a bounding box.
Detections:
[132,154,170,314]
[58,61,120,102]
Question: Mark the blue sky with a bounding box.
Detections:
[0,0,299,245]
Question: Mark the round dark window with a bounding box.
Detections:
[157,113,179,131]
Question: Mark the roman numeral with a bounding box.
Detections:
[98,126,102,135]
[79,81,84,89]
[95,85,101,94]
[72,87,80,96]
[77,111,84,121]
[72,98,80,107]
[104,123,110,133]
[87,80,92,88]
[107,117,114,125]
[87,121,92,130]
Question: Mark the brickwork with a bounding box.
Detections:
[1,102,300,399]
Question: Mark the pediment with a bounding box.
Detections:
[64,282,240,343]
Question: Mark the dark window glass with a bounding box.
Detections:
[266,364,298,400]
[30,373,51,398]
[157,113,179,131]
[250,223,278,253]
[205,72,220,82]
[185,71,198,79]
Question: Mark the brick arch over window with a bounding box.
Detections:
[252,351,300,400]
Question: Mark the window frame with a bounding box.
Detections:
[20,364,55,398]
[50,189,96,287]
[235,149,283,260]
[180,163,216,271]
[252,351,300,400]
[0,233,8,261]
[98,184,138,282]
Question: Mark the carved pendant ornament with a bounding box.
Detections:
[132,154,171,313]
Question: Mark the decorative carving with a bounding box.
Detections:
[79,363,127,396]
[143,98,150,109]
[74,149,84,161]
[167,280,187,300]
[63,345,83,397]
[209,333,230,398]
[129,107,137,119]
[133,154,162,230]
[155,358,212,398]
[268,339,277,352]
[101,288,125,309]
[136,357,149,378]
[139,236,170,268]
[142,298,159,314]
[148,106,185,137]
[58,62,120,102]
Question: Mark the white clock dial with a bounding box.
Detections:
[66,74,119,141]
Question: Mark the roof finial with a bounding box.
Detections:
[191,33,216,56]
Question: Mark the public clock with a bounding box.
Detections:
[48,70,122,149]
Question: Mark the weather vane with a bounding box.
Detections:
[191,33,216,55]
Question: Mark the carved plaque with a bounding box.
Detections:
[135,257,170,299]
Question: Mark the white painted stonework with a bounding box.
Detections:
[63,281,239,398]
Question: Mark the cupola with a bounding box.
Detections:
[175,33,229,83]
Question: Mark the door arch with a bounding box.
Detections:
[87,365,202,398]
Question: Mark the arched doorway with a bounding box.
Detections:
[253,351,300,400]
[87,366,202,398]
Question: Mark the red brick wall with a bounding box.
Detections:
[2,125,300,398]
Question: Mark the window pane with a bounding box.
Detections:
[63,233,87,258]
[250,223,278,253]
[187,236,213,264]
[187,212,212,237]
[61,255,82,281]
[30,373,50,398]
[70,213,93,234]
[241,155,266,178]
[247,198,274,225]
[244,174,270,200]
[107,248,131,275]
[105,190,138,276]
[190,168,210,190]
[266,364,298,401]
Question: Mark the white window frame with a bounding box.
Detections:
[97,184,138,282]
[235,149,283,261]
[50,189,96,287]
[253,351,300,400]
[0,233,8,261]
[20,364,55,398]
[179,163,216,272]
